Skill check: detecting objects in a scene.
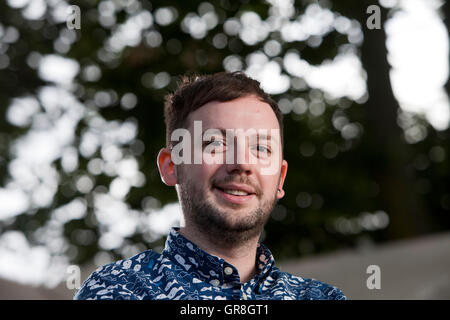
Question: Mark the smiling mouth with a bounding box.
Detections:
[215,187,251,196]
[212,185,257,205]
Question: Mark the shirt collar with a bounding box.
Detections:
[161,227,275,285]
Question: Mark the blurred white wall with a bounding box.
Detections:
[279,231,450,299]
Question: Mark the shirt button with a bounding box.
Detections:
[210,279,220,287]
[224,267,233,275]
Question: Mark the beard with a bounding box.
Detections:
[176,170,279,247]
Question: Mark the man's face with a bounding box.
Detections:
[172,95,288,245]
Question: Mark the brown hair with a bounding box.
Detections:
[164,71,284,151]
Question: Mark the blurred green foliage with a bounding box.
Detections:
[0,0,449,270]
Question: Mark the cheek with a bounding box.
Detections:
[191,163,220,186]
[259,175,279,194]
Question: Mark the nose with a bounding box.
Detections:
[224,136,255,175]
[225,160,253,176]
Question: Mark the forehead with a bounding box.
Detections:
[187,95,280,132]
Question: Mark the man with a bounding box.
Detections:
[74,72,346,300]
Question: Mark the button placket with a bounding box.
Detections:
[222,263,240,285]
[224,266,233,275]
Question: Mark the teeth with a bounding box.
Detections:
[223,189,249,196]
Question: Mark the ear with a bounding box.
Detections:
[276,159,288,199]
[157,147,177,186]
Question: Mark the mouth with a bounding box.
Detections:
[212,184,257,205]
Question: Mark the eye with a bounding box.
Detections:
[203,139,226,153]
[206,140,225,147]
[253,145,271,154]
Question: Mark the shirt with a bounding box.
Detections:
[74,227,346,300]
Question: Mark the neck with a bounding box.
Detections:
[178,224,259,283]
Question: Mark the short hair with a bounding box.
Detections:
[163,71,284,152]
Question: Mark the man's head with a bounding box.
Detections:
[163,72,284,150]
[157,72,288,246]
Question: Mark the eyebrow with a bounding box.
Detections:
[202,128,227,137]
[256,133,273,141]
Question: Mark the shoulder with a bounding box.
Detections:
[270,268,347,300]
[74,250,161,300]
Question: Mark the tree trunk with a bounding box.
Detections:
[359,1,435,238]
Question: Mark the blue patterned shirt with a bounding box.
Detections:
[74,227,346,300]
